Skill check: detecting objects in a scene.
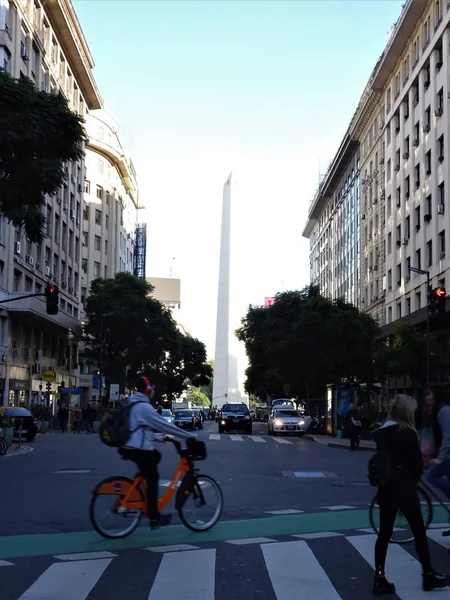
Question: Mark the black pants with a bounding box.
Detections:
[375,497,431,572]
[123,449,161,520]
[350,427,360,450]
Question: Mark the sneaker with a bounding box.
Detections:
[373,575,396,596]
[422,571,448,591]
[149,514,172,530]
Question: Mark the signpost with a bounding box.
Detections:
[42,370,56,383]
[109,384,120,404]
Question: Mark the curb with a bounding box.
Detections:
[2,445,34,458]
[305,435,375,453]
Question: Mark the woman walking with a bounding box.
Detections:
[372,394,448,595]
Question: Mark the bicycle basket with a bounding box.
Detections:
[188,440,207,461]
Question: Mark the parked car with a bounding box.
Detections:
[172,409,196,430]
[219,402,252,434]
[191,408,203,429]
[0,407,38,442]
[268,408,311,436]
[161,409,173,423]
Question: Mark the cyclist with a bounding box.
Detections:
[119,376,198,530]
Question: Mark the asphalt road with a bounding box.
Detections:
[0,420,373,537]
[1,420,449,599]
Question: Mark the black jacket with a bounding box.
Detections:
[372,420,423,507]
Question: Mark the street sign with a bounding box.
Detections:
[42,370,56,383]
[110,384,120,402]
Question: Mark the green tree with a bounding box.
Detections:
[0,71,86,242]
[191,387,211,407]
[84,273,211,404]
[236,286,379,402]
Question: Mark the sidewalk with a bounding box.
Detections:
[305,434,376,452]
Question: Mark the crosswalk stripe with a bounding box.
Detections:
[347,534,429,600]
[262,540,341,599]
[426,527,450,550]
[209,434,221,440]
[229,435,243,441]
[271,437,292,444]
[17,558,112,600]
[249,435,266,442]
[148,548,215,600]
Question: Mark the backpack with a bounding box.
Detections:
[367,446,394,488]
[99,401,146,448]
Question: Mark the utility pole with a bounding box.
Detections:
[409,267,430,384]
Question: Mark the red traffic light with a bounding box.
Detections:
[48,285,57,295]
[435,287,446,298]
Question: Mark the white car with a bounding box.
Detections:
[268,408,311,436]
[161,409,173,423]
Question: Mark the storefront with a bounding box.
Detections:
[8,379,30,407]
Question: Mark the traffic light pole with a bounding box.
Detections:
[0,292,45,304]
[409,267,431,385]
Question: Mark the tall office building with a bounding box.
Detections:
[0,0,101,406]
[304,0,450,339]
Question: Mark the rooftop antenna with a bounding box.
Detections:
[169,257,176,278]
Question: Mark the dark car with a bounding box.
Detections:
[191,408,203,430]
[218,402,252,434]
[3,407,38,442]
[172,409,195,430]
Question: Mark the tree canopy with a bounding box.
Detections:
[0,71,86,242]
[83,273,212,403]
[236,286,380,402]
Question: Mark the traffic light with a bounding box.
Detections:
[45,284,59,315]
[428,287,447,314]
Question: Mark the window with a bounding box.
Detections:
[388,306,392,324]
[82,258,87,273]
[93,262,100,278]
[414,121,420,144]
[96,186,103,200]
[405,175,410,197]
[403,56,410,84]
[406,297,411,314]
[95,210,101,225]
[438,135,444,162]
[388,269,392,289]
[415,206,421,231]
[94,235,101,251]
[415,164,420,188]
[84,180,90,194]
[105,239,108,255]
[13,269,21,292]
[416,248,421,270]
[406,256,411,275]
[387,232,392,254]
[438,182,445,210]
[425,106,431,129]
[439,230,445,257]
[405,215,410,238]
[25,276,33,293]
[423,15,431,47]
[427,239,433,266]
[435,0,442,24]
[416,292,421,310]
[83,206,89,220]
[82,232,88,246]
[436,88,444,114]
[425,151,431,175]
[397,264,401,286]
[397,303,402,319]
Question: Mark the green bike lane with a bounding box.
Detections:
[0,506,447,560]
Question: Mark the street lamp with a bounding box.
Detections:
[67,328,76,432]
[408,266,431,384]
[99,312,113,405]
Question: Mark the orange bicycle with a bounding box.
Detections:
[89,436,223,538]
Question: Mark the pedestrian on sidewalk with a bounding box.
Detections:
[72,407,82,433]
[57,405,68,433]
[345,402,362,451]
[371,394,448,596]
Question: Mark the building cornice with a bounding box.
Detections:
[371,0,429,92]
[42,0,102,109]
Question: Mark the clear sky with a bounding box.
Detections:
[73,0,404,356]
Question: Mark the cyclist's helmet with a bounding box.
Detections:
[136,376,152,394]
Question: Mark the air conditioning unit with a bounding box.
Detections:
[412,138,419,147]
[403,152,409,159]
[45,266,51,276]
[402,238,408,245]
[15,241,21,254]
[423,124,430,133]
[63,203,68,211]
[437,203,445,214]
[424,214,432,223]
[435,108,443,117]
[70,210,75,219]
[29,256,34,266]
[25,254,31,263]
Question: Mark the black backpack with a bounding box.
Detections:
[367,446,394,488]
[99,401,146,448]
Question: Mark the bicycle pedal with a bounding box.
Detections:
[116,507,127,515]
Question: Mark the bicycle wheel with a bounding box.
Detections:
[178,473,223,532]
[0,437,7,456]
[89,476,144,539]
[369,485,433,544]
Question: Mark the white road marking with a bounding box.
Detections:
[148,549,215,600]
[320,505,355,511]
[229,435,244,441]
[272,437,293,444]
[292,532,343,539]
[249,436,266,443]
[17,558,112,600]
[145,544,199,553]
[266,509,304,515]
[356,528,405,533]
[428,522,450,528]
[55,551,116,561]
[0,560,13,567]
[426,528,450,550]
[348,534,431,600]
[209,434,221,440]
[54,469,92,474]
[262,540,341,599]
[226,537,276,545]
